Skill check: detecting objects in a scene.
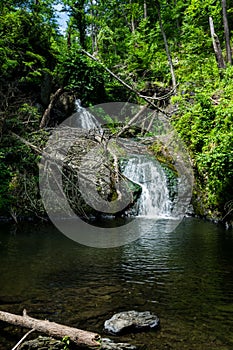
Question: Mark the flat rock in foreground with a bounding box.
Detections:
[104,310,160,335]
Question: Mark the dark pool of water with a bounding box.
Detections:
[0,218,233,349]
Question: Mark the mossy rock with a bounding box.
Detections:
[19,336,64,350]
[148,141,178,175]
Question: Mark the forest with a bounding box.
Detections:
[0,0,233,225]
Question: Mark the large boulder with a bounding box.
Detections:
[62,133,142,218]
[104,310,160,335]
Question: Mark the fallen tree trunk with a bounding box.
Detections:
[0,310,101,349]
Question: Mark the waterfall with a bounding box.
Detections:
[70,101,173,218]
[72,99,101,130]
[123,155,172,218]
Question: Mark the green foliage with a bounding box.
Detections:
[0,0,233,221]
[55,43,106,105]
[7,103,41,134]
[62,336,70,350]
[172,65,233,215]
[0,1,58,218]
[0,152,12,212]
[0,8,56,85]
[149,141,177,174]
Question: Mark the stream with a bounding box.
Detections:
[0,218,233,349]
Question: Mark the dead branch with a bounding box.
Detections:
[139,84,179,100]
[81,49,169,116]
[10,132,43,155]
[40,88,63,129]
[0,309,101,349]
[113,99,158,138]
[12,328,35,350]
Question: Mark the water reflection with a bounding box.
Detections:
[0,218,233,349]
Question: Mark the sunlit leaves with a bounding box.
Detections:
[173,64,233,212]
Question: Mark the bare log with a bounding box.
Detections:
[0,310,101,349]
[40,88,63,129]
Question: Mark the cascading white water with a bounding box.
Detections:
[71,101,173,218]
[123,155,172,218]
[73,99,101,130]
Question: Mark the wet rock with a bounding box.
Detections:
[104,310,159,335]
[57,132,142,218]
[18,336,64,350]
[101,338,137,350]
[18,336,137,350]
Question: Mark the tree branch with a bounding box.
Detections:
[0,309,101,349]
[81,49,170,116]
[12,328,35,350]
[40,88,63,129]
[10,132,43,155]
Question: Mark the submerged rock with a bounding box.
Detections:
[101,338,137,350]
[18,336,137,350]
[104,310,160,335]
[18,336,64,350]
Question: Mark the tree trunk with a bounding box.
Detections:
[209,16,226,69]
[130,0,135,32]
[173,0,180,32]
[0,310,101,349]
[144,0,147,19]
[155,1,177,93]
[71,0,86,49]
[222,0,232,65]
[90,0,98,53]
[40,88,63,129]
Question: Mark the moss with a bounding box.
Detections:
[148,141,178,175]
